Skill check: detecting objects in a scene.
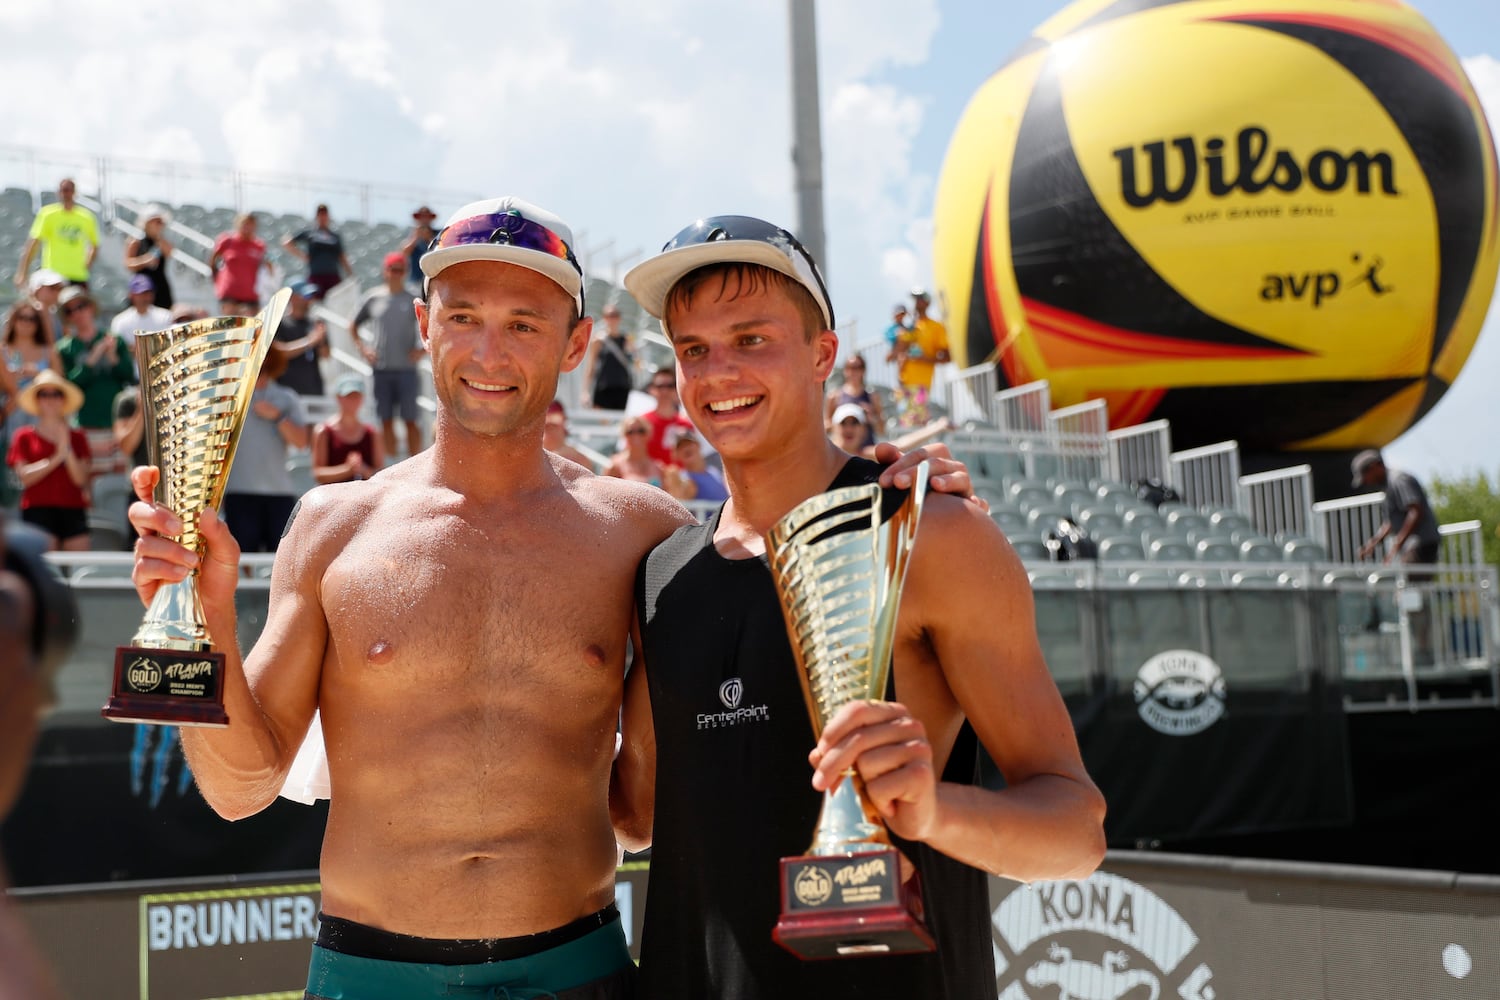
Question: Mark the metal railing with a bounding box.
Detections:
[941,362,998,426]
[1169,440,1242,511]
[1108,419,1172,487]
[1240,464,1317,542]
[1048,398,1110,484]
[0,142,478,227]
[1315,493,1386,563]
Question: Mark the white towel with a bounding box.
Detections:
[279,710,331,804]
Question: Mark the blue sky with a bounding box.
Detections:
[0,0,1494,480]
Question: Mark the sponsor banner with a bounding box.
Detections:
[15,855,1500,998]
[16,867,654,999]
[992,855,1500,999]
[140,882,321,1000]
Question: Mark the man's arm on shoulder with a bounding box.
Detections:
[611,610,656,852]
[173,490,337,819]
[813,496,1105,883]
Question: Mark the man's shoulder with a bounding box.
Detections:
[574,472,695,539]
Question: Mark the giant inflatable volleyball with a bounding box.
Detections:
[933,0,1499,455]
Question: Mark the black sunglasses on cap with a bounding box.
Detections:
[653,215,834,330]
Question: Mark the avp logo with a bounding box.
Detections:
[993,871,1216,1000]
[719,677,743,710]
[1133,650,1226,737]
[1260,252,1393,308]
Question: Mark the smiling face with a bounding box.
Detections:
[418,260,589,441]
[665,269,836,464]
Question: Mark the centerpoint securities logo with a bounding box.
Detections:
[1133,650,1226,737]
[993,871,1216,1000]
[697,676,770,730]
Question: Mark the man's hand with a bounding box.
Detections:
[874,441,988,513]
[810,700,940,844]
[127,467,241,622]
[252,399,281,422]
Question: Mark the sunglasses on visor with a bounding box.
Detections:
[428,211,585,312]
[658,215,834,330]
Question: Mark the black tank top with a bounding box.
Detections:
[594,334,634,391]
[634,457,994,1000]
[135,234,173,309]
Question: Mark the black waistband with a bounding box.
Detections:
[315,903,619,965]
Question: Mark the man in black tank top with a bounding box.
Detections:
[616,218,1105,1000]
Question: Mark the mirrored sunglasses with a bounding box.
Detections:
[430,211,581,278]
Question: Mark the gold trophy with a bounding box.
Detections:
[102,290,291,728]
[767,461,936,959]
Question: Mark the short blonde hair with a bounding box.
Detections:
[662,263,825,342]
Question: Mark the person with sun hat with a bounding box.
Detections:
[5,369,90,551]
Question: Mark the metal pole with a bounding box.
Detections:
[788,0,827,279]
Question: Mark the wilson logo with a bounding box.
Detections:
[1113,125,1399,208]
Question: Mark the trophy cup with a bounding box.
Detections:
[102,289,290,728]
[767,461,936,960]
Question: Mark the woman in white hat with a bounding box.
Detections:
[4,369,91,551]
[123,206,174,310]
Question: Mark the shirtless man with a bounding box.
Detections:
[616,216,1105,998]
[128,198,974,999]
[129,198,685,998]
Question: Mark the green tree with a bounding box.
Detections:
[1429,470,1500,568]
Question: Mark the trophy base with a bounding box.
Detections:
[102,646,230,728]
[773,847,936,960]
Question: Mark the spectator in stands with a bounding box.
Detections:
[109,274,174,352]
[662,430,726,503]
[210,213,271,317]
[272,281,329,398]
[13,179,98,290]
[641,366,694,465]
[402,205,438,292]
[543,399,594,470]
[312,374,383,484]
[284,204,352,300]
[1353,449,1443,661]
[123,206,174,310]
[603,414,664,486]
[351,252,425,459]
[111,385,150,547]
[824,351,882,448]
[4,302,63,433]
[57,288,135,434]
[829,400,876,459]
[25,269,66,345]
[1353,450,1442,566]
[222,348,309,553]
[5,371,90,551]
[893,287,949,427]
[883,301,909,360]
[581,303,636,411]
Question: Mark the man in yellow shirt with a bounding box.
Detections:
[14,179,99,288]
[895,287,949,426]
